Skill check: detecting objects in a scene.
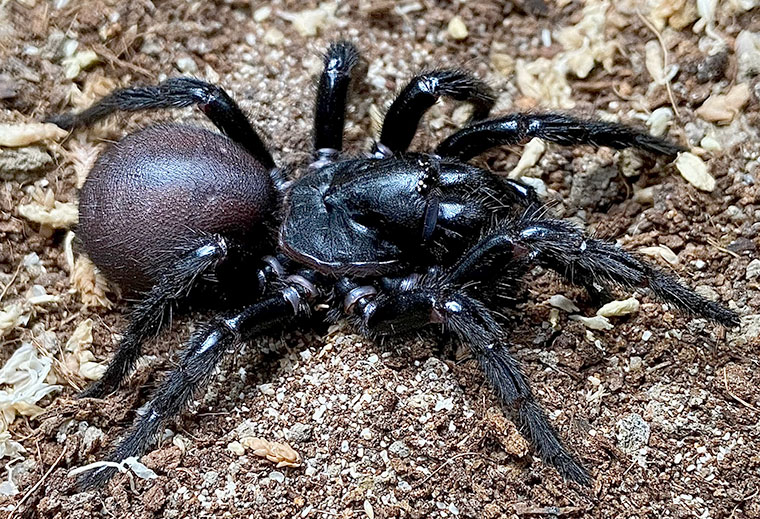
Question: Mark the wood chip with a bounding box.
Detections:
[695,83,751,125]
[241,437,301,468]
[597,297,640,317]
[0,123,67,147]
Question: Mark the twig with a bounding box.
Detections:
[636,10,680,119]
[621,458,638,478]
[9,446,67,519]
[706,237,741,259]
[514,503,583,516]
[723,367,758,412]
[0,260,23,303]
[418,451,485,486]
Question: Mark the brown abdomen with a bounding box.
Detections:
[78,124,276,292]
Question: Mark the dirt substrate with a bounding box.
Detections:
[1,1,759,518]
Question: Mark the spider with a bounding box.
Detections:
[48,41,739,489]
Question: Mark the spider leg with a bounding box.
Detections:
[76,276,316,489]
[46,77,275,169]
[469,218,740,327]
[80,234,230,399]
[373,70,495,157]
[313,41,360,164]
[435,113,686,161]
[338,274,591,485]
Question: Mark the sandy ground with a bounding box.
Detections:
[0,0,759,518]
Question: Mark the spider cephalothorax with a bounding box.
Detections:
[48,41,739,489]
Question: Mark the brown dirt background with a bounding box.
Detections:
[1,1,759,518]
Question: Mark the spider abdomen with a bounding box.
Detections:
[78,123,276,292]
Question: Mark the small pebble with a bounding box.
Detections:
[616,413,650,455]
[447,16,468,40]
[268,470,285,484]
[389,440,410,459]
[264,28,284,46]
[746,259,760,280]
[547,294,580,313]
[227,441,245,456]
[253,5,271,22]
[176,56,198,74]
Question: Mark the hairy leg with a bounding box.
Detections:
[337,273,591,485]
[470,217,740,326]
[373,70,495,157]
[80,234,229,399]
[436,112,686,161]
[47,77,275,168]
[76,276,317,489]
[312,41,360,163]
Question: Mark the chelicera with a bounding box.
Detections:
[48,41,739,488]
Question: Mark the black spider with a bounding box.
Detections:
[48,41,739,489]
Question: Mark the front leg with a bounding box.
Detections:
[373,70,495,157]
[312,41,360,164]
[336,274,591,486]
[435,113,686,161]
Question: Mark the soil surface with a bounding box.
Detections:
[1,1,759,518]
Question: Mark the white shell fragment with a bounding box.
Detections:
[597,297,640,317]
[736,30,760,80]
[570,314,614,331]
[675,152,716,192]
[645,40,666,84]
[0,123,67,147]
[508,138,546,179]
[548,294,581,313]
[0,304,28,338]
[279,3,337,37]
[69,456,157,480]
[253,5,272,22]
[555,1,615,78]
[0,344,62,451]
[516,58,575,108]
[647,107,674,137]
[62,49,99,79]
[227,441,245,456]
[639,244,679,265]
[70,252,113,309]
[64,319,106,381]
[518,177,548,197]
